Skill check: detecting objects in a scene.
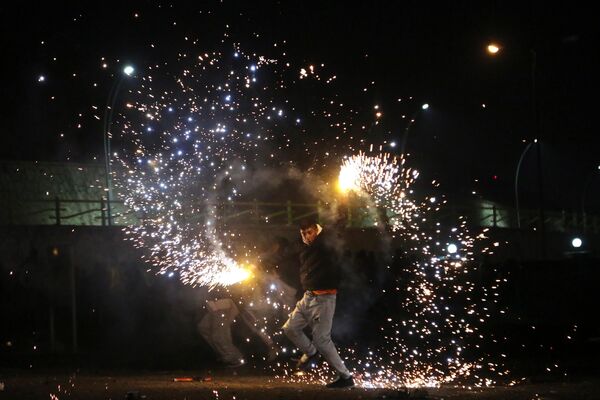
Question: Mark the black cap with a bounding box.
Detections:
[299,217,318,230]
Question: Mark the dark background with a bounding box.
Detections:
[0,1,598,211]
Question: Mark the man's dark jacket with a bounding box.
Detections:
[299,230,341,291]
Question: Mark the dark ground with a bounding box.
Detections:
[1,368,600,400]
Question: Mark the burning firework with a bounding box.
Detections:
[112,45,298,288]
[337,150,420,231]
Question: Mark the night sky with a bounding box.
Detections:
[1,1,597,210]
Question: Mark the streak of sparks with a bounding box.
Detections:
[269,152,508,388]
[113,46,283,288]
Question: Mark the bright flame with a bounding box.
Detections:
[338,163,360,193]
[215,265,253,286]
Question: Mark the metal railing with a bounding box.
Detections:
[1,197,598,233]
[1,198,137,227]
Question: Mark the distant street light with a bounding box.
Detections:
[487,43,501,55]
[123,65,135,76]
[103,65,135,225]
[571,237,583,249]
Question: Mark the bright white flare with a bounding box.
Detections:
[123,65,135,76]
[338,163,360,193]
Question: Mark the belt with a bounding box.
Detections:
[310,289,337,296]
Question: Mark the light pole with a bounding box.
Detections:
[103,65,134,225]
[487,43,546,257]
[399,103,429,157]
[530,49,547,258]
[514,140,536,228]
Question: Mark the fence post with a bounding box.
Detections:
[253,199,259,223]
[100,197,106,226]
[492,205,497,228]
[286,200,292,226]
[54,197,61,226]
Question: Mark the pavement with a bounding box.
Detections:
[1,369,599,400]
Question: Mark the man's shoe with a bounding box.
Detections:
[326,375,354,389]
[223,359,244,368]
[295,351,320,370]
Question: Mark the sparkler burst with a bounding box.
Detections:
[337,150,420,231]
[111,39,370,289]
[112,45,294,288]
[269,151,508,388]
[110,39,507,387]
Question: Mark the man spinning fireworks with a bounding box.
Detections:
[282,219,354,388]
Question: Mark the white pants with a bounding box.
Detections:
[198,298,274,364]
[283,291,351,378]
[198,298,244,364]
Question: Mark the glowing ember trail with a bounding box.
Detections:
[112,45,285,289]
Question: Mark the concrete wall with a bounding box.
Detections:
[1,224,598,366]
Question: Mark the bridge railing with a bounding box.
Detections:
[1,197,598,234]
